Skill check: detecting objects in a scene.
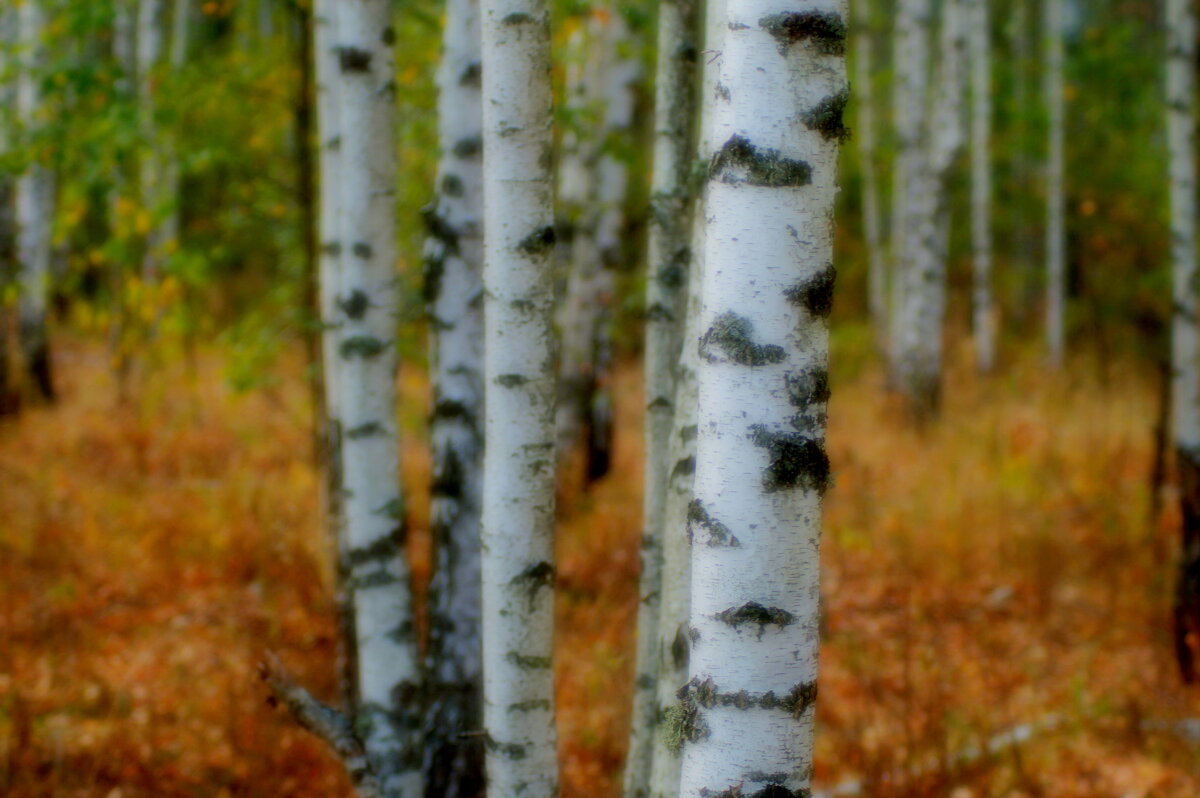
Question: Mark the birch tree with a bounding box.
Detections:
[15,0,54,401]
[0,5,15,414]
[891,0,966,415]
[479,0,558,791]
[136,0,169,279]
[1166,0,1200,684]
[968,0,994,372]
[672,0,846,794]
[420,0,486,788]
[265,3,422,795]
[624,0,699,789]
[852,0,885,346]
[1044,0,1065,364]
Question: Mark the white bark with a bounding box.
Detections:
[892,0,966,414]
[675,0,845,795]
[625,0,699,792]
[852,0,885,346]
[137,0,169,279]
[1169,0,1200,454]
[421,0,485,791]
[1044,0,1065,364]
[330,2,422,794]
[15,0,54,400]
[968,0,994,372]
[479,0,558,793]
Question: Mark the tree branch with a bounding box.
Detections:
[258,651,381,798]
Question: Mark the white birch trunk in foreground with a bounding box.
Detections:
[968,0,994,373]
[1044,0,1065,365]
[162,0,192,252]
[887,0,931,378]
[892,0,965,415]
[421,0,485,790]
[674,0,846,794]
[1166,0,1200,685]
[480,0,558,792]
[331,3,422,793]
[851,0,885,347]
[625,0,699,791]
[15,0,54,401]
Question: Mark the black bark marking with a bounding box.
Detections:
[710,135,811,188]
[505,651,552,670]
[699,786,811,798]
[339,47,373,72]
[352,242,373,259]
[785,369,830,414]
[688,499,739,547]
[516,226,556,256]
[432,398,478,432]
[495,374,529,388]
[748,426,830,493]
[340,336,386,359]
[347,526,405,567]
[671,625,690,671]
[459,61,482,87]
[784,263,836,318]
[346,421,385,439]
[374,497,405,519]
[431,446,464,499]
[511,561,555,607]
[648,396,673,411]
[348,569,402,590]
[453,136,483,158]
[681,425,698,442]
[662,696,709,754]
[728,21,750,30]
[387,619,416,644]
[802,90,850,142]
[646,302,676,323]
[339,289,370,320]
[441,174,464,197]
[681,677,817,717]
[701,312,786,366]
[381,26,396,44]
[502,11,536,25]
[714,602,795,637]
[321,241,342,256]
[759,10,847,54]
[484,733,528,760]
[671,455,697,481]
[507,699,551,712]
[657,253,689,289]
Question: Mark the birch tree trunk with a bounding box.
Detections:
[892,0,966,416]
[0,6,16,414]
[137,0,169,279]
[647,4,722,795]
[1044,0,1065,365]
[15,0,54,402]
[624,0,699,790]
[162,0,192,253]
[330,2,422,793]
[479,0,558,792]
[852,0,885,347]
[968,0,994,373]
[673,0,846,794]
[420,0,486,790]
[887,0,931,381]
[1166,0,1200,685]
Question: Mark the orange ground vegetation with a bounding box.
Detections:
[1,333,1199,796]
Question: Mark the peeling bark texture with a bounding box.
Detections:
[967,0,994,372]
[15,0,54,403]
[677,0,845,793]
[625,0,700,791]
[480,0,558,791]
[851,0,885,350]
[555,5,639,483]
[1166,0,1200,685]
[421,0,486,790]
[890,0,966,418]
[325,1,423,794]
[1044,0,1065,365]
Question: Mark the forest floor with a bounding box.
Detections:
[2,330,1199,796]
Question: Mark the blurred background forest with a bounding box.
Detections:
[2,0,1200,795]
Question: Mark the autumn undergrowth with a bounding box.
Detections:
[1,327,1198,796]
